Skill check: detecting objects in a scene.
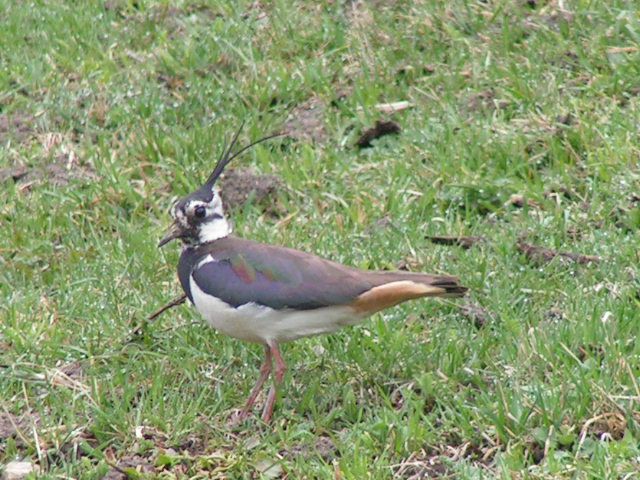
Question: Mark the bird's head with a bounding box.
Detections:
[159,125,280,248]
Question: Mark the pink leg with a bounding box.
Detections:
[261,342,287,423]
[239,346,272,420]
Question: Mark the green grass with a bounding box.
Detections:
[1,0,639,478]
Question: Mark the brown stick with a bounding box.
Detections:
[128,294,188,340]
[147,294,187,321]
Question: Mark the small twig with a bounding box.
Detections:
[148,294,187,321]
[356,101,413,114]
[127,294,188,340]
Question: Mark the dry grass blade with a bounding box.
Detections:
[372,101,413,114]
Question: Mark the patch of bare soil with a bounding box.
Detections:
[281,435,337,462]
[0,411,41,450]
[426,235,486,249]
[283,97,327,143]
[517,240,600,265]
[220,168,284,216]
[356,120,401,148]
[0,113,37,144]
[45,152,97,187]
[0,149,96,192]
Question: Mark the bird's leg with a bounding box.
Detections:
[239,345,272,420]
[261,342,286,423]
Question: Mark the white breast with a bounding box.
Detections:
[189,275,366,344]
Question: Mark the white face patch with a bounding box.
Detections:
[197,215,231,242]
[172,188,231,244]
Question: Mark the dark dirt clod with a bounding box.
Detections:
[283,97,327,143]
[517,241,601,265]
[355,120,401,148]
[427,235,486,249]
[459,302,491,328]
[0,113,36,144]
[220,168,284,215]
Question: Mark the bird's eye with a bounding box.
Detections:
[194,206,206,218]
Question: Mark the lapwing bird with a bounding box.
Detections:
[159,128,467,423]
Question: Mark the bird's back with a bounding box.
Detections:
[179,236,466,314]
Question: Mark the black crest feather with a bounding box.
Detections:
[204,122,282,188]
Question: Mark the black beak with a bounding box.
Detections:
[158,222,183,248]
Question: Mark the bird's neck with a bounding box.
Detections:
[195,216,232,245]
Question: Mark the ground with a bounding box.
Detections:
[1,0,639,478]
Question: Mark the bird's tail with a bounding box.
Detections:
[351,271,467,314]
